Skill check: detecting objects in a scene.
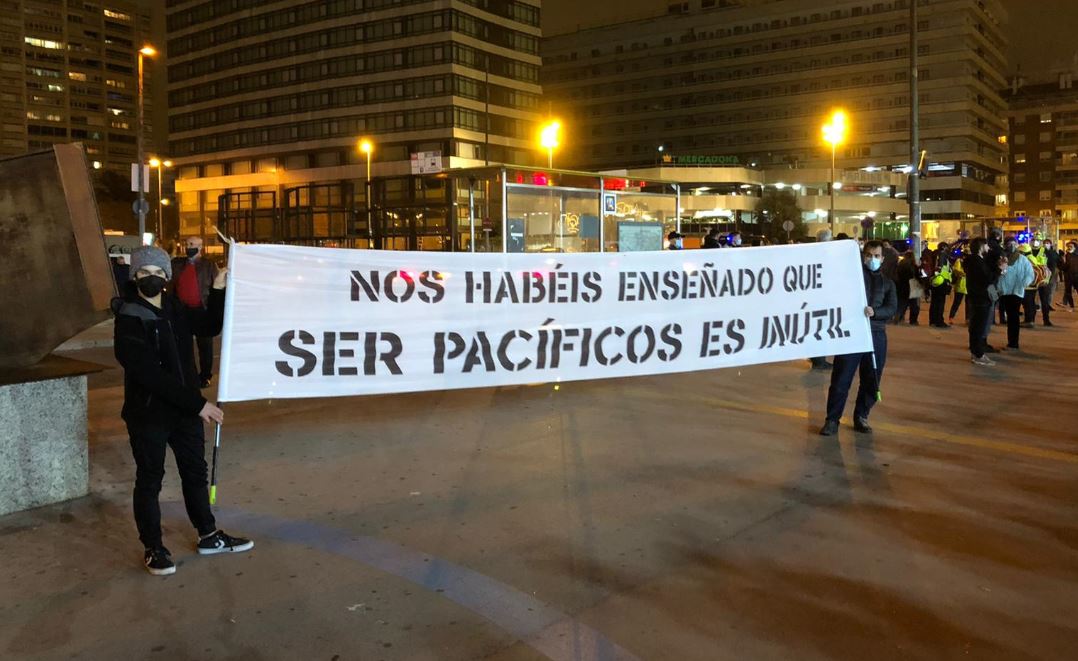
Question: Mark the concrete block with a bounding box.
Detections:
[0,375,90,516]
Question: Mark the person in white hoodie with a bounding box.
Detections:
[996,236,1035,351]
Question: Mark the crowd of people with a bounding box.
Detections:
[883,229,1076,365]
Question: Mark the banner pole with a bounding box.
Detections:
[210,406,223,505]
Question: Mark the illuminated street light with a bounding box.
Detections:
[539,120,561,169]
[136,45,156,239]
[822,109,849,233]
[149,157,172,241]
[357,138,374,233]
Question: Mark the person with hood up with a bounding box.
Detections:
[997,237,1035,351]
[113,246,253,576]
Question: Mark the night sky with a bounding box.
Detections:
[542,0,1077,80]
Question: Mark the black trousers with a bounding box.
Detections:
[1037,285,1052,324]
[968,303,990,358]
[949,292,966,320]
[1064,276,1076,308]
[929,285,949,325]
[1023,289,1037,323]
[196,335,214,380]
[825,328,887,423]
[1002,295,1023,348]
[895,296,920,323]
[128,416,217,549]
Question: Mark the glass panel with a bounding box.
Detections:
[506,184,600,253]
[602,192,678,252]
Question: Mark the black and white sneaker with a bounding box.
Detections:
[144,547,176,576]
[197,530,254,555]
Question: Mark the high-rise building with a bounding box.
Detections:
[166,0,543,250]
[543,0,1009,238]
[0,0,155,172]
[1001,68,1078,240]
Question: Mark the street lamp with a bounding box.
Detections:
[149,157,172,241]
[358,138,374,234]
[539,120,561,169]
[822,109,848,233]
[136,46,156,242]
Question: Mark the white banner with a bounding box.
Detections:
[217,242,872,403]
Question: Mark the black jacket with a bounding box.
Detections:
[963,253,995,305]
[112,281,224,424]
[863,265,897,330]
[985,238,1004,280]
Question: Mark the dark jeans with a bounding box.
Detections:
[968,303,990,358]
[196,335,214,380]
[825,328,887,423]
[1037,285,1052,324]
[895,297,920,323]
[949,292,966,320]
[1002,295,1023,348]
[1064,276,1076,308]
[128,416,217,549]
[929,285,949,325]
[1023,289,1037,323]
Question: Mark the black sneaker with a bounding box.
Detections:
[144,546,176,576]
[854,417,873,433]
[197,530,254,555]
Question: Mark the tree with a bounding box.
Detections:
[754,189,804,244]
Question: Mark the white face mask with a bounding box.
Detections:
[865,256,882,272]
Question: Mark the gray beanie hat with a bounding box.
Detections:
[129,246,172,280]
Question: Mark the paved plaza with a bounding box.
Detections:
[2,315,1077,660]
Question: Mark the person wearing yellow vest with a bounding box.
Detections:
[928,242,954,328]
[1027,240,1053,327]
[949,252,968,323]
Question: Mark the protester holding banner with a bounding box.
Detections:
[820,240,897,436]
[113,246,252,576]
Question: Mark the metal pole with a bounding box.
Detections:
[909,0,922,261]
[156,165,163,240]
[137,52,146,239]
[468,179,476,252]
[366,151,372,241]
[830,143,836,234]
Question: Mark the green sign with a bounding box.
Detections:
[662,154,741,166]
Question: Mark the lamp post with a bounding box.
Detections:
[822,109,848,234]
[539,120,561,169]
[136,46,155,242]
[149,157,172,241]
[358,138,374,236]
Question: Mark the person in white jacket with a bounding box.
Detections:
[995,237,1035,351]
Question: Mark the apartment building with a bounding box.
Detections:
[166,0,544,250]
[0,0,154,171]
[1001,69,1078,238]
[543,0,1009,236]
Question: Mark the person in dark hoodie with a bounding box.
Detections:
[113,246,252,576]
[963,237,998,365]
[820,241,897,436]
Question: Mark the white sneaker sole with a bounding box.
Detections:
[146,564,176,576]
[197,540,254,555]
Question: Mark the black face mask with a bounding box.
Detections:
[186,247,200,258]
[136,275,167,297]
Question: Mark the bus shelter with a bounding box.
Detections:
[448,166,681,253]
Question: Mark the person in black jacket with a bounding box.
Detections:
[114,246,252,576]
[963,237,998,365]
[820,241,897,436]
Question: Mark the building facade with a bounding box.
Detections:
[166,0,544,251]
[543,0,1009,238]
[1001,70,1078,241]
[0,0,155,171]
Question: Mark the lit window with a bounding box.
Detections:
[103,9,131,21]
[105,79,126,89]
[24,36,64,50]
[1040,113,1052,123]
[47,84,64,92]
[997,135,1007,144]
[68,72,87,81]
[1014,154,1026,164]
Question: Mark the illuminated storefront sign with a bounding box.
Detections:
[661,154,741,166]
